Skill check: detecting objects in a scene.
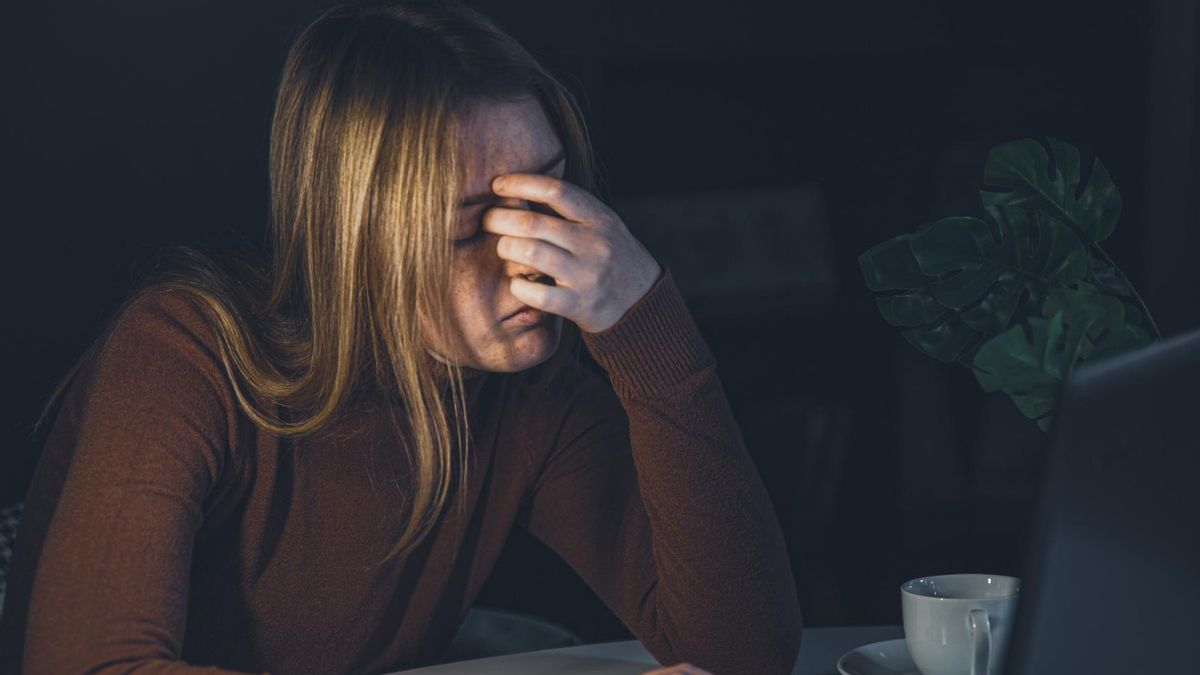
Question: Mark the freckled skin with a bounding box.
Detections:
[420,96,566,372]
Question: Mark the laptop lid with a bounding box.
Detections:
[1005,328,1200,674]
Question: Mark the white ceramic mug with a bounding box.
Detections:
[901,574,1020,675]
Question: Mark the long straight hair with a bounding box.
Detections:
[33,0,599,566]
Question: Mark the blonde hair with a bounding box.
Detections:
[33,0,598,566]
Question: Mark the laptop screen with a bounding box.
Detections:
[1004,329,1200,674]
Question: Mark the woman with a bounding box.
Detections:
[0,1,802,673]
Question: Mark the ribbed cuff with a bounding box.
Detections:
[581,264,715,399]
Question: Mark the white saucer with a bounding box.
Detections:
[836,639,920,675]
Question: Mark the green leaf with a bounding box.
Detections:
[970,287,1149,432]
[972,314,1071,428]
[1090,322,1155,360]
[958,272,1022,336]
[974,314,1067,392]
[858,235,930,291]
[876,293,945,328]
[1021,210,1090,286]
[909,217,1002,309]
[967,206,1090,332]
[981,138,1121,245]
[1015,388,1057,429]
[1041,282,1126,360]
[908,217,999,276]
[859,137,1149,434]
[859,208,1088,364]
[901,314,980,363]
[1122,300,1145,330]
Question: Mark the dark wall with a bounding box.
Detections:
[5,0,1185,636]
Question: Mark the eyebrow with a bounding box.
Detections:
[459,148,566,207]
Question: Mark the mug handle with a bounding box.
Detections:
[967,608,991,675]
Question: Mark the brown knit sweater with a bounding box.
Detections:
[0,266,802,675]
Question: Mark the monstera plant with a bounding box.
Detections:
[859,138,1161,431]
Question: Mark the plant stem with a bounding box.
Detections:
[1092,244,1164,340]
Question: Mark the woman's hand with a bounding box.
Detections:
[482,172,661,334]
[641,662,715,674]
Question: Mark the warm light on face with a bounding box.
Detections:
[420,96,567,373]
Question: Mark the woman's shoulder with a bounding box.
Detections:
[84,285,244,436]
[108,286,223,357]
[26,285,252,507]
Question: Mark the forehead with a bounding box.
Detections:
[457,97,562,190]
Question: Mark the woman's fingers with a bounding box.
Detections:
[508,275,574,317]
[495,234,579,283]
[491,172,601,223]
[483,206,579,254]
[483,172,662,333]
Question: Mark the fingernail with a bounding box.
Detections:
[492,176,506,191]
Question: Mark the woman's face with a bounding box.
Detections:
[420,96,567,372]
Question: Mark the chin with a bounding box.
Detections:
[481,316,564,373]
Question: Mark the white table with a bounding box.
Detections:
[395,625,904,674]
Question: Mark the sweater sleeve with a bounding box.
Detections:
[516,266,803,675]
[21,291,262,675]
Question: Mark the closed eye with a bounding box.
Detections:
[453,228,486,246]
[452,200,559,247]
[453,207,488,247]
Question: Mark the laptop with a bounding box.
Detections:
[1003,327,1200,674]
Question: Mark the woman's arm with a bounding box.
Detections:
[517,267,803,675]
[20,291,262,675]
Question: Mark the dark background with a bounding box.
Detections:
[5,0,1199,638]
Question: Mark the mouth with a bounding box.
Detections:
[502,305,550,323]
[502,304,533,320]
